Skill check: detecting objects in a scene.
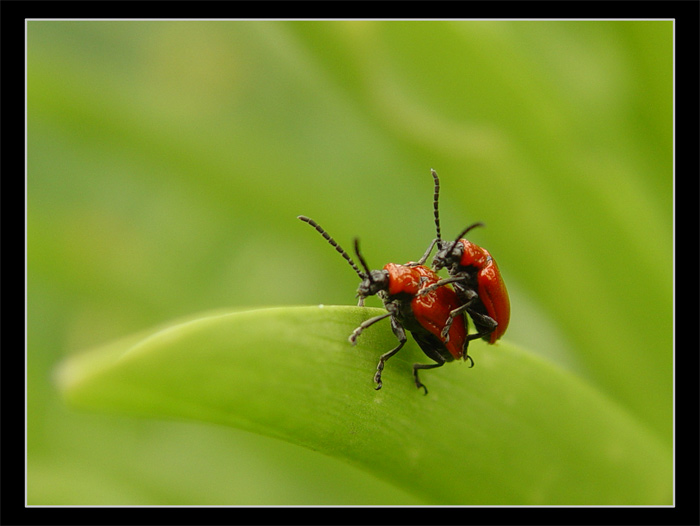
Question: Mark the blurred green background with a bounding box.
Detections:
[27,20,672,505]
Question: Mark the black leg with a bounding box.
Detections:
[440,291,498,343]
[374,317,407,390]
[348,312,391,345]
[464,309,498,340]
[413,355,446,395]
[408,238,439,267]
[417,275,464,295]
[439,302,471,343]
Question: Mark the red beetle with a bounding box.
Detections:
[421,169,510,344]
[298,215,469,394]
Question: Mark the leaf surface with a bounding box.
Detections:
[56,306,671,505]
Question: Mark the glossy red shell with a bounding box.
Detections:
[458,240,510,343]
[383,263,467,359]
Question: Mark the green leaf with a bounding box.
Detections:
[56,306,671,505]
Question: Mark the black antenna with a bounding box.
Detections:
[430,169,442,243]
[452,222,485,247]
[298,216,365,278]
[353,238,373,280]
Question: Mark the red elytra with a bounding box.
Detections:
[453,239,510,343]
[384,263,467,359]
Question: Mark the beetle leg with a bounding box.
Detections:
[373,316,407,390]
[433,302,476,367]
[413,354,446,395]
[436,287,478,343]
[417,275,464,295]
[465,309,498,340]
[441,303,497,349]
[348,312,391,345]
[408,238,439,267]
[438,288,497,344]
[440,302,473,343]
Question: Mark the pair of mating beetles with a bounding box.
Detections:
[299,169,510,394]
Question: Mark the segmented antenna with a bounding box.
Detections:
[454,222,485,242]
[451,222,485,251]
[353,238,372,278]
[430,169,442,243]
[298,215,366,278]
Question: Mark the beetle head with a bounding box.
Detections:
[432,222,484,271]
[353,238,389,304]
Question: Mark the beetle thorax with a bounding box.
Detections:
[459,240,491,269]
